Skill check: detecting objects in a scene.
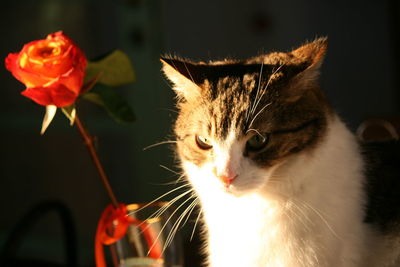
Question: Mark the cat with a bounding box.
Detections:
[160,38,400,267]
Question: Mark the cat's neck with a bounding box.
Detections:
[199,116,368,267]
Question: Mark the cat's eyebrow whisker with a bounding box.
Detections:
[250,64,284,121]
[248,62,264,123]
[143,140,178,151]
[247,102,272,130]
[246,128,264,137]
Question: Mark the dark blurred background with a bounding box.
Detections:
[0,0,399,266]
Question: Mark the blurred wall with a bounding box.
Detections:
[0,0,399,266]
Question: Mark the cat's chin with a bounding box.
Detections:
[222,185,244,197]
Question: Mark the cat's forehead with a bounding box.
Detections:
[202,61,307,90]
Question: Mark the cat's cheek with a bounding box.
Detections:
[182,161,221,195]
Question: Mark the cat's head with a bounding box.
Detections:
[162,38,332,197]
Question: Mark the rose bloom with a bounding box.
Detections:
[5,31,87,107]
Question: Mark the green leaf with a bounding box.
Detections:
[82,86,135,124]
[85,50,135,87]
[61,104,76,125]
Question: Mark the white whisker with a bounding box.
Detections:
[190,207,203,241]
[247,102,271,130]
[147,195,195,256]
[247,62,264,123]
[150,188,194,220]
[296,199,341,240]
[159,165,181,175]
[164,197,199,250]
[133,188,195,244]
[183,62,196,84]
[127,183,191,216]
[250,64,284,122]
[181,198,200,229]
[143,140,178,151]
[246,128,264,137]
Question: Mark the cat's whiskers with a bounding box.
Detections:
[156,165,187,185]
[147,194,196,256]
[156,175,186,186]
[164,197,200,251]
[284,200,313,232]
[294,199,342,240]
[158,164,181,176]
[127,183,191,216]
[131,187,194,241]
[267,180,341,240]
[191,206,203,241]
[180,197,200,229]
[143,140,178,151]
[149,188,194,220]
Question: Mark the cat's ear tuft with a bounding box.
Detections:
[160,56,203,101]
[285,38,328,101]
[291,37,328,69]
[281,38,328,102]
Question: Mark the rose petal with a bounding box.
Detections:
[5,52,51,87]
[24,40,73,78]
[58,67,85,94]
[6,31,87,107]
[21,86,53,106]
[49,83,78,107]
[21,83,78,107]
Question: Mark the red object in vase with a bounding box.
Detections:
[95,203,162,267]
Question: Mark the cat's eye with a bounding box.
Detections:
[246,133,269,152]
[195,135,213,150]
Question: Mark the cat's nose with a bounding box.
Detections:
[218,174,237,187]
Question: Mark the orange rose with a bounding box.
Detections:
[5,31,87,107]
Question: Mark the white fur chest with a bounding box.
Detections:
[202,193,275,267]
[198,191,330,267]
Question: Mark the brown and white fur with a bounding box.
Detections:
[161,39,400,267]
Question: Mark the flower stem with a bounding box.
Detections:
[74,113,119,208]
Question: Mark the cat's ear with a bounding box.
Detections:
[160,57,203,101]
[291,37,327,73]
[286,38,328,101]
